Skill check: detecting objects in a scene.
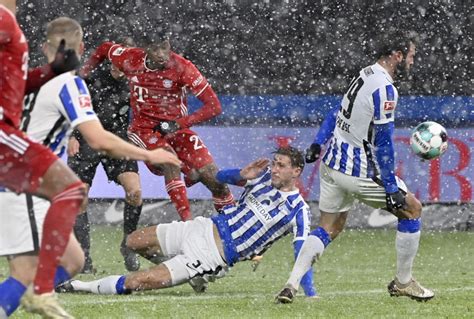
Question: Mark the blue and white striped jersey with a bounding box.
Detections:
[21,72,98,156]
[212,169,311,266]
[322,63,398,178]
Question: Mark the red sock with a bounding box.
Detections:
[213,193,235,211]
[166,179,191,221]
[34,181,85,294]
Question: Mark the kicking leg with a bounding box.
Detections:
[195,163,234,212]
[160,161,191,221]
[277,211,348,303]
[388,192,434,301]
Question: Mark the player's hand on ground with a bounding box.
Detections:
[51,39,80,74]
[240,158,270,180]
[385,191,406,213]
[305,143,321,163]
[67,136,80,156]
[147,148,181,167]
[154,120,180,136]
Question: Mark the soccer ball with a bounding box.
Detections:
[410,121,448,160]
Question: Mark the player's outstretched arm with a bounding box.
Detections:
[77,120,181,167]
[79,41,115,78]
[216,158,270,186]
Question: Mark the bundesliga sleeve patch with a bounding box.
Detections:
[384,101,396,111]
[112,47,126,56]
[78,95,92,108]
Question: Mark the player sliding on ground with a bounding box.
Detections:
[58,147,317,298]
[276,29,434,304]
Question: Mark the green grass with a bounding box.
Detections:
[2,227,473,318]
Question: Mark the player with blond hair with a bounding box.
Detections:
[0,12,180,318]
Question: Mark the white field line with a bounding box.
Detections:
[64,286,474,305]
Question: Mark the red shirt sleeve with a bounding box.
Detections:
[80,41,115,77]
[0,8,14,44]
[80,42,144,77]
[25,64,56,93]
[176,62,222,128]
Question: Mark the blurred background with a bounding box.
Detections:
[15,0,473,229]
[18,0,472,96]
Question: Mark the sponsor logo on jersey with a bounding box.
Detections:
[112,47,126,56]
[163,79,173,88]
[384,101,395,111]
[246,194,272,224]
[78,95,92,108]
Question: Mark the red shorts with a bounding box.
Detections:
[127,127,214,178]
[0,122,59,193]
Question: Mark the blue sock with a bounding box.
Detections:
[0,277,27,316]
[310,226,332,247]
[397,218,421,233]
[115,276,131,295]
[54,266,71,287]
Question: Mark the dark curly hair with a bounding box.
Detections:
[273,146,305,172]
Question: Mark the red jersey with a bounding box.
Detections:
[83,42,221,130]
[0,5,28,128]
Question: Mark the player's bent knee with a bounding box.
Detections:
[125,231,141,251]
[126,189,142,206]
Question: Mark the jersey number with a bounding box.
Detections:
[342,77,364,119]
[190,135,204,150]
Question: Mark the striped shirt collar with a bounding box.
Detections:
[373,63,394,83]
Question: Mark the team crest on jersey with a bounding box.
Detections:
[384,101,395,111]
[112,47,126,56]
[78,95,92,108]
[163,79,173,88]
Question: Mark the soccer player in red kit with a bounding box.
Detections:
[81,24,234,221]
[0,2,85,317]
[0,3,181,317]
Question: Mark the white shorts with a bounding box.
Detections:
[0,191,48,256]
[319,163,408,213]
[156,216,227,285]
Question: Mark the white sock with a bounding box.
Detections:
[396,231,421,285]
[286,235,325,289]
[71,275,122,294]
